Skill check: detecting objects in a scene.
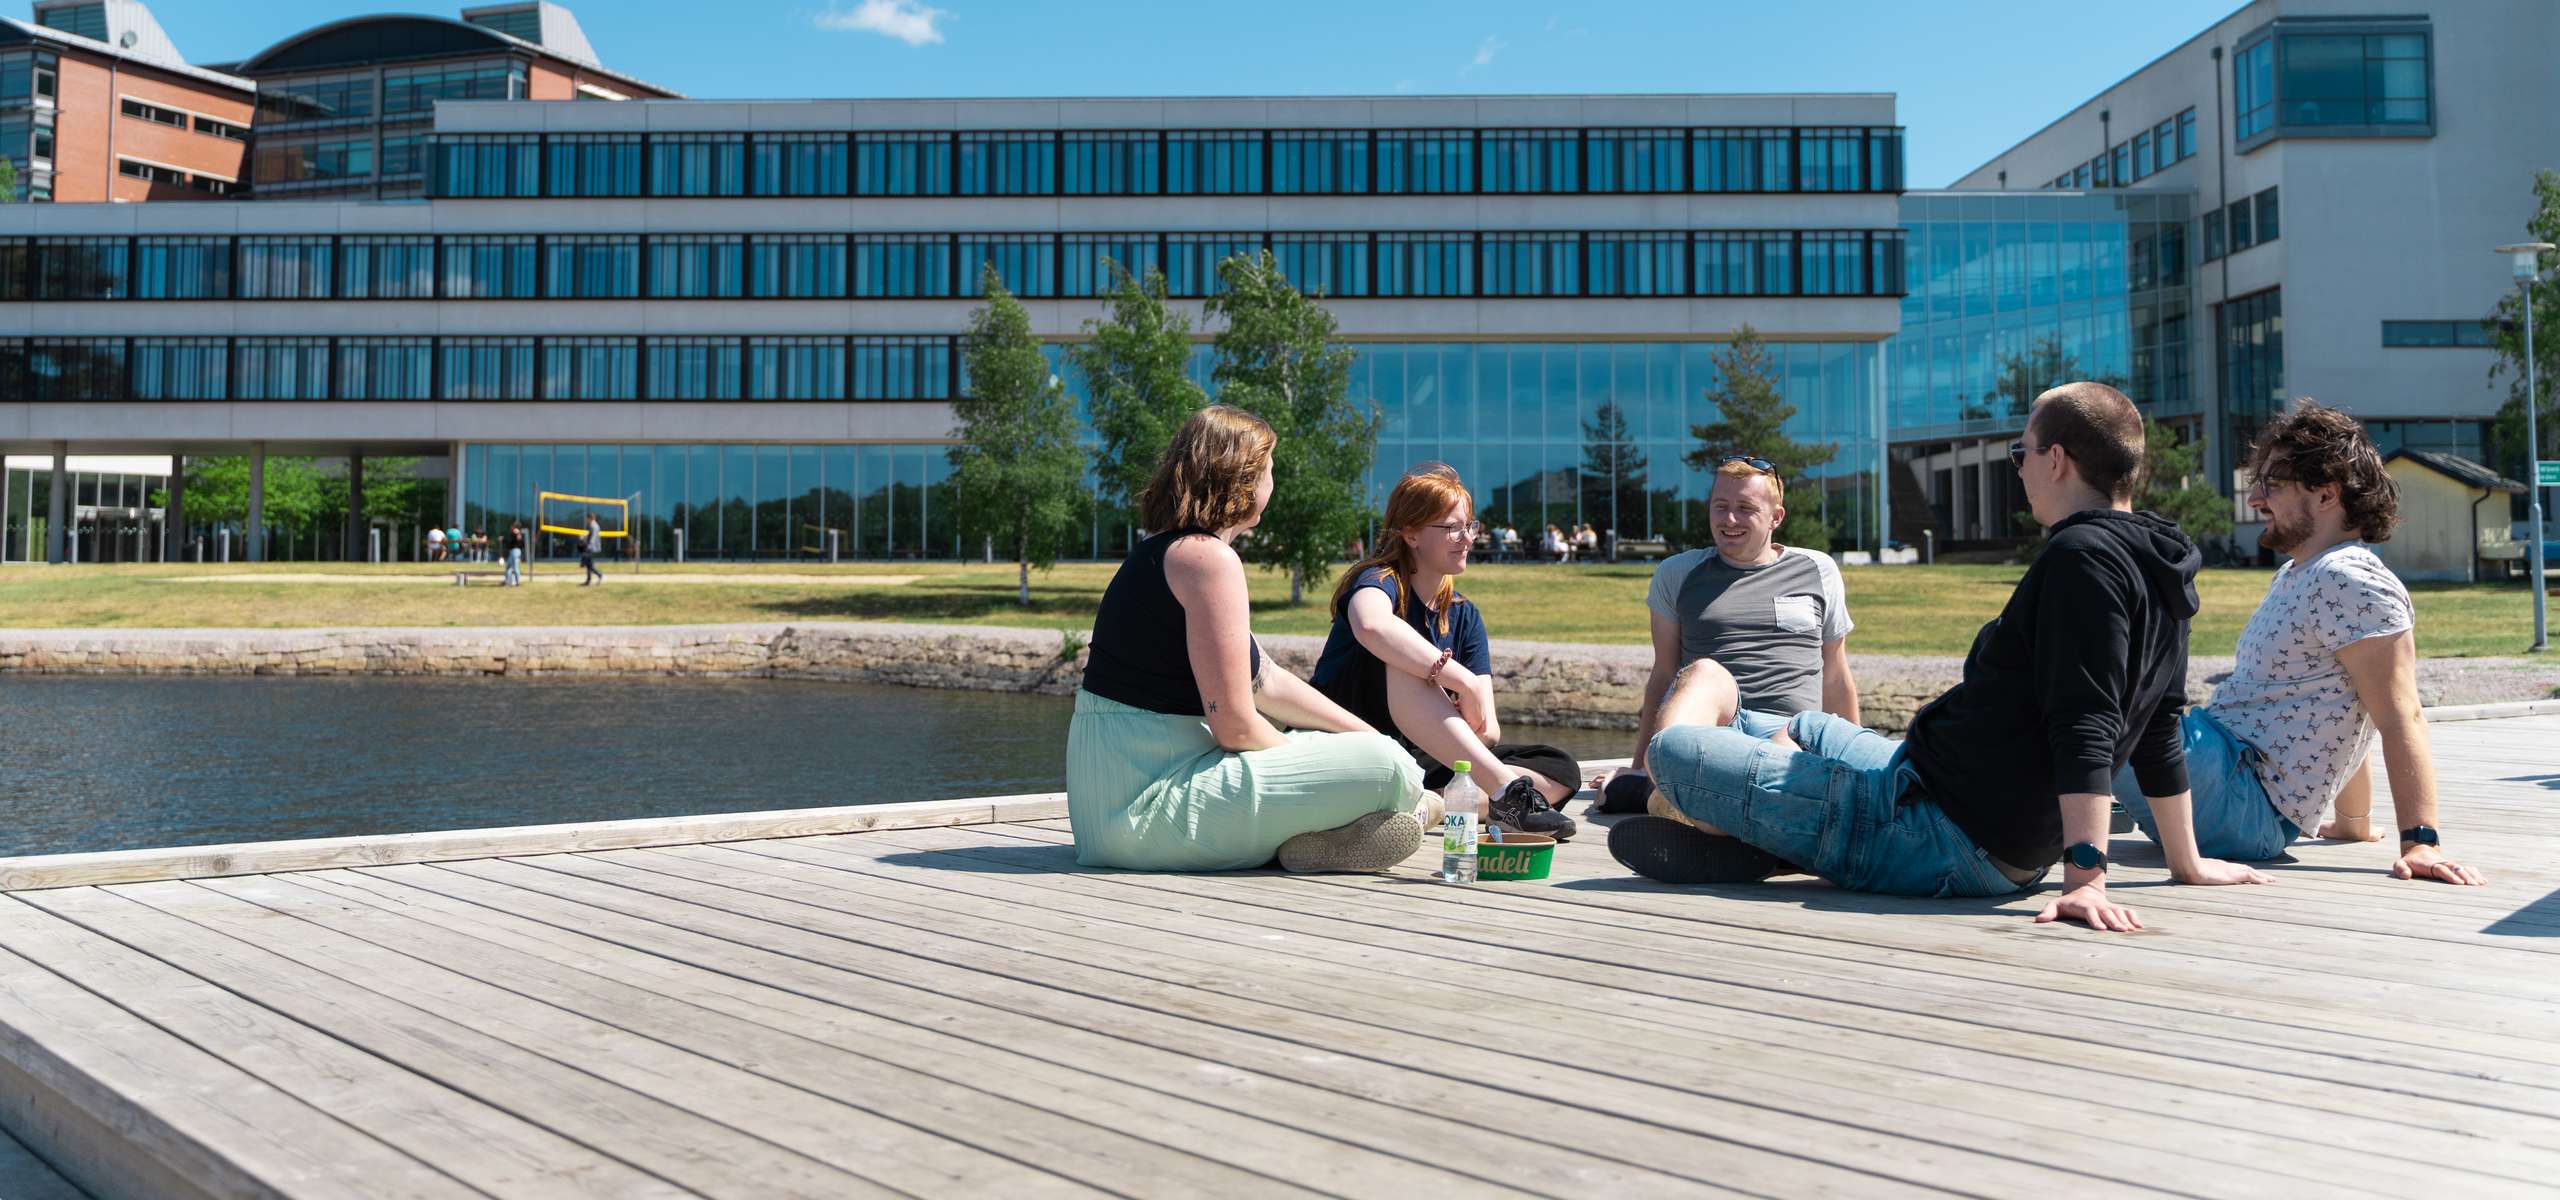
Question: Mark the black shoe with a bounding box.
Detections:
[2108,801,2135,835]
[1489,776,1578,842]
[1608,817,1786,885]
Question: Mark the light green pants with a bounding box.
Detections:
[1067,689,1422,871]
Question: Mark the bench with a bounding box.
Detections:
[450,570,510,587]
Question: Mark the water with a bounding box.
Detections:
[0,676,1627,856]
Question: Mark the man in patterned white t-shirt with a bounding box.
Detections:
[2111,399,2484,885]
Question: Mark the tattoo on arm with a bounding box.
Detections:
[1206,700,1220,713]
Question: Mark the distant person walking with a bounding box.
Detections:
[503,521,526,586]
[579,513,605,586]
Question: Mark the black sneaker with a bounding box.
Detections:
[1488,776,1578,842]
[1608,817,1786,885]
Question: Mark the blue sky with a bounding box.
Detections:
[164,0,2243,187]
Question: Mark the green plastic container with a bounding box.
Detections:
[1476,833,1556,881]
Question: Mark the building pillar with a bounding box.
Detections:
[247,441,266,563]
[44,445,66,564]
[165,455,186,563]
[1949,447,1971,542]
[343,454,365,562]
[1978,437,2002,539]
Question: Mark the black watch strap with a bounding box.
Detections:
[2399,824,2440,847]
[2065,841,2109,871]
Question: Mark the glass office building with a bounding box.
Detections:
[1885,190,2193,541]
[455,339,1884,560]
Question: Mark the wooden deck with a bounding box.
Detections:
[0,716,2555,1199]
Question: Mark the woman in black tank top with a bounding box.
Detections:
[1066,406,1424,873]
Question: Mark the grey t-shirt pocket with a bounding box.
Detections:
[1773,593,1821,635]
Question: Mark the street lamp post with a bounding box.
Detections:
[2498,241,2555,653]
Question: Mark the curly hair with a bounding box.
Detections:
[1138,405,1276,534]
[2248,398,2400,543]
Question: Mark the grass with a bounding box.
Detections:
[0,559,2544,658]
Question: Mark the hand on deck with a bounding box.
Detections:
[2035,883,2144,932]
[2170,858,2274,887]
[2392,845,2486,886]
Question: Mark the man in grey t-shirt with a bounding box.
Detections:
[1592,458,1857,805]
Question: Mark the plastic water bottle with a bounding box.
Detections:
[1440,761,1482,884]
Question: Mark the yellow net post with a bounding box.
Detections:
[535,491,631,539]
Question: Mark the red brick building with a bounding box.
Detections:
[0,0,253,202]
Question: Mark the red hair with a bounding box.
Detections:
[1330,463,1469,635]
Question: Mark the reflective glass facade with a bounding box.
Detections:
[2232,21,2433,148]
[1888,190,2195,442]
[457,339,1885,560]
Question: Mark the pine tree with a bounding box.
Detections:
[1065,263,1207,529]
[2139,419,2233,540]
[1205,251,1379,604]
[1579,401,1652,546]
[952,266,1091,605]
[1683,326,1837,550]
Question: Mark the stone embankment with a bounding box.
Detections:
[4,624,2557,733]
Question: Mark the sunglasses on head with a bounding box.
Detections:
[1720,455,1776,474]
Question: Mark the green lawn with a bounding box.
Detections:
[0,560,2542,658]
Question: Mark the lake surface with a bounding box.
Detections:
[0,676,1627,856]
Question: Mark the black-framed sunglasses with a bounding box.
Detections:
[2007,440,2038,469]
[1720,455,1776,474]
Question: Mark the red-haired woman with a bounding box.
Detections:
[1311,464,1579,840]
[1069,406,1426,873]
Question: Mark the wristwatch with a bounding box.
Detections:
[2065,841,2109,872]
[2399,824,2441,848]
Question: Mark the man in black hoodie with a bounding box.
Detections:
[1612,382,2271,930]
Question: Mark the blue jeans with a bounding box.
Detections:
[1648,709,2035,897]
[2111,708,2299,861]
[503,548,522,585]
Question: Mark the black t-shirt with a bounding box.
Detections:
[1310,567,1489,735]
[1082,529,1261,716]
[503,530,525,552]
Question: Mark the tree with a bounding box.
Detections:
[0,158,18,204]
[952,265,1090,605]
[1683,326,1837,550]
[1983,333,2115,422]
[1579,401,1654,544]
[1066,263,1207,528]
[2139,419,2233,541]
[2487,169,2559,488]
[1205,250,1379,604]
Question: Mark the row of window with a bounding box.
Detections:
[117,98,244,141]
[0,50,58,110]
[2236,30,2430,142]
[2381,320,2492,348]
[2,229,1910,301]
[116,160,234,195]
[428,125,1907,198]
[254,59,530,127]
[2047,108,2197,190]
[2200,186,2278,262]
[0,335,962,402]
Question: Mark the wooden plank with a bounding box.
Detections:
[194,871,1331,1200]
[376,860,1753,1200]
[982,821,2560,1060]
[742,832,2560,1187]
[0,794,1068,892]
[440,849,1966,1197]
[15,884,912,1200]
[0,889,687,1200]
[0,910,476,1200]
[825,826,2560,1150]
[276,868,1496,1200]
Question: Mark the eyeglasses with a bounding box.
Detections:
[1720,456,1776,474]
[2007,440,2051,469]
[1425,521,1484,539]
